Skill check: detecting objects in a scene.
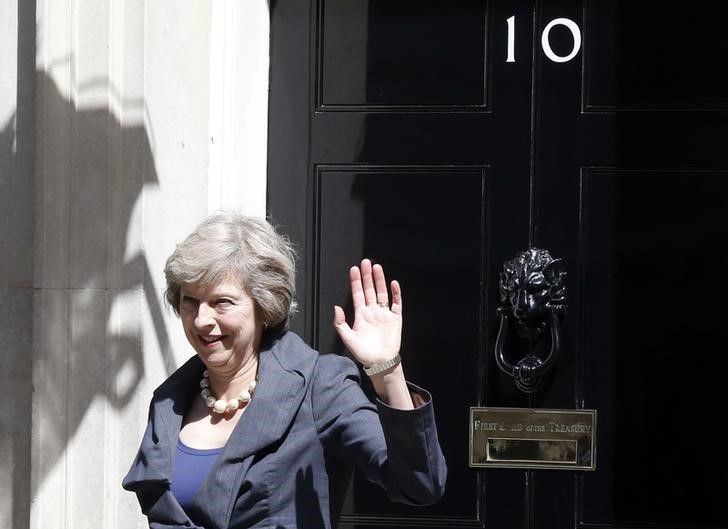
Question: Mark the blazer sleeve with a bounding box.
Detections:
[311,354,447,505]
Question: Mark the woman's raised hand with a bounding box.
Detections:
[333,259,403,368]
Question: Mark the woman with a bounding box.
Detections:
[123,211,446,529]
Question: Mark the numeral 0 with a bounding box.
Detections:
[506,16,582,63]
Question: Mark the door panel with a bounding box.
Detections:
[577,170,728,526]
[271,2,533,526]
[586,2,728,110]
[535,1,728,528]
[319,0,488,109]
[315,167,486,524]
[268,1,728,528]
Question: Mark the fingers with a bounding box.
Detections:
[372,263,389,307]
[360,259,377,306]
[333,305,355,344]
[349,265,366,309]
[333,304,347,326]
[349,258,401,311]
[390,279,403,315]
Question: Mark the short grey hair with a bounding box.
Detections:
[164,210,297,335]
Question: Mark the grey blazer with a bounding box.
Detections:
[123,332,447,529]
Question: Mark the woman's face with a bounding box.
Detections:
[179,279,263,370]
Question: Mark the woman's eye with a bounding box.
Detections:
[216,299,233,307]
[180,297,198,310]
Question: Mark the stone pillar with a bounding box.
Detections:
[25,1,270,528]
[208,0,270,217]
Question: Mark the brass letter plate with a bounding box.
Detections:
[469,407,596,470]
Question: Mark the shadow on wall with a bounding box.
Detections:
[0,114,34,529]
[2,69,178,528]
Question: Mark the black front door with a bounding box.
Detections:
[267,1,728,528]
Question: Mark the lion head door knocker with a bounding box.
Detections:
[495,248,567,393]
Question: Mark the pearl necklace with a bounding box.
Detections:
[199,370,257,414]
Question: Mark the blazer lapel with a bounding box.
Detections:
[154,390,187,476]
[227,350,307,457]
[195,333,315,529]
[123,356,201,489]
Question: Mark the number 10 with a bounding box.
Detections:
[506,16,582,63]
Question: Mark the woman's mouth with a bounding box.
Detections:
[199,335,225,345]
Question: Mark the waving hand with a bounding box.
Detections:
[333,258,403,367]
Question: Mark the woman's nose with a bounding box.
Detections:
[194,303,216,327]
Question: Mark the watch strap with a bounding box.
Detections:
[363,354,401,376]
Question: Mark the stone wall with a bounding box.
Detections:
[0,1,269,527]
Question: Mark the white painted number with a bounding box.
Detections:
[506,15,516,63]
[541,18,581,63]
[506,16,582,63]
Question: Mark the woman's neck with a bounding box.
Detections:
[206,352,259,400]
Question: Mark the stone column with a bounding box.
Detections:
[26,1,270,528]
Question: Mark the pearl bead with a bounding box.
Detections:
[199,371,258,413]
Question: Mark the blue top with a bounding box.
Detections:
[170,439,223,510]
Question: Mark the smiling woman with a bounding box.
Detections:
[179,281,262,372]
[122,210,447,529]
[163,213,297,336]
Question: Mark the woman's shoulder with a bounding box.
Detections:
[315,350,358,376]
[152,355,204,398]
[267,332,359,380]
[266,331,317,366]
